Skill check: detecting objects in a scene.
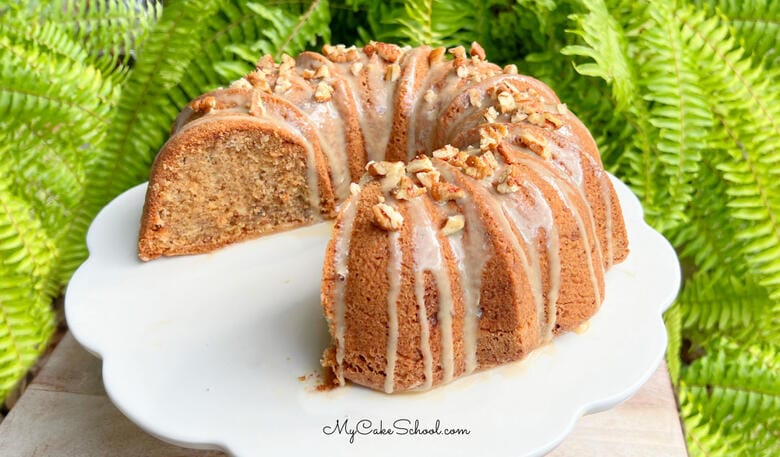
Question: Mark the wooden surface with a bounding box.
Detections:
[0,332,688,456]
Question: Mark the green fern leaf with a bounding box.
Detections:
[633,2,715,231]
[665,302,683,384]
[678,272,777,346]
[0,157,57,399]
[42,0,160,71]
[678,387,746,457]
[691,0,780,73]
[672,7,780,299]
[681,339,780,455]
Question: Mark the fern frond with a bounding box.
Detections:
[0,8,89,66]
[0,12,122,286]
[0,272,55,398]
[665,302,683,384]
[0,157,57,399]
[678,387,746,457]
[678,272,777,346]
[633,2,714,232]
[673,7,780,300]
[681,339,780,455]
[691,0,780,72]
[384,0,476,48]
[673,159,747,279]
[336,0,508,58]
[561,0,640,111]
[42,0,161,71]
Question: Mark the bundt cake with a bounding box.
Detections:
[137,42,629,393]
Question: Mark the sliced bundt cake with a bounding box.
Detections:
[137,42,629,393]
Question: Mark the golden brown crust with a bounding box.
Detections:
[385,46,431,162]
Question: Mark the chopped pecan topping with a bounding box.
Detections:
[481,150,499,170]
[518,129,550,159]
[376,42,402,62]
[245,70,271,92]
[464,154,494,180]
[515,91,532,103]
[350,62,363,76]
[469,89,482,108]
[345,47,360,62]
[448,46,467,60]
[456,64,469,78]
[314,81,334,102]
[385,63,401,81]
[479,124,508,152]
[393,176,426,200]
[248,91,265,117]
[497,91,517,113]
[416,170,441,189]
[302,68,315,80]
[450,149,470,169]
[494,164,522,194]
[191,95,216,113]
[372,203,404,231]
[279,54,295,73]
[380,162,406,191]
[469,42,486,61]
[527,112,546,127]
[503,64,518,75]
[429,46,446,64]
[230,78,252,90]
[431,181,465,201]
[275,77,292,94]
[432,144,460,161]
[483,106,499,123]
[366,160,389,177]
[424,89,437,104]
[406,155,434,173]
[322,44,351,62]
[256,55,275,71]
[363,42,377,57]
[314,65,330,79]
[543,112,564,128]
[367,161,405,190]
[510,111,528,123]
[441,215,465,236]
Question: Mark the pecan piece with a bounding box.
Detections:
[314,81,334,102]
[518,129,550,159]
[393,176,426,200]
[431,181,465,201]
[469,42,486,61]
[376,42,402,62]
[406,155,434,174]
[372,203,404,231]
[429,46,446,64]
[441,215,465,236]
[494,164,522,194]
